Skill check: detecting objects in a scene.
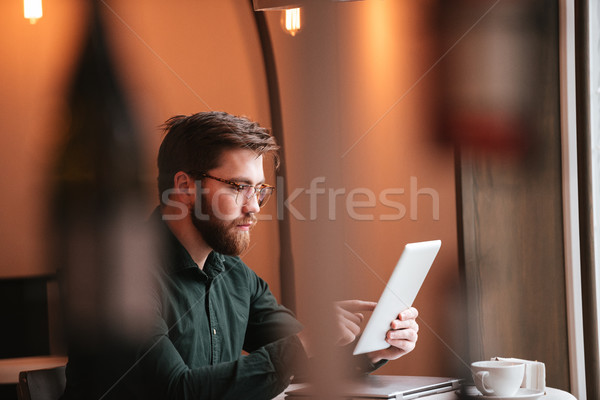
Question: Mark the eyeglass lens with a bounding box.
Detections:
[237,186,273,207]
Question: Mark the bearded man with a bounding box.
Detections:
[61,111,419,400]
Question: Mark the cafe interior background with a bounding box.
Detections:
[0,0,598,399]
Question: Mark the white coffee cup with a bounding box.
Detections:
[471,360,524,397]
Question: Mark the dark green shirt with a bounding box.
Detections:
[141,228,306,399]
[62,213,307,400]
[136,226,307,399]
[62,211,384,400]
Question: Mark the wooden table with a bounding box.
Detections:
[0,356,68,385]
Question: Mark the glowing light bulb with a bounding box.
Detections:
[282,8,301,37]
[24,0,43,24]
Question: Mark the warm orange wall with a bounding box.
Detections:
[266,2,465,378]
[99,0,281,297]
[1,0,465,380]
[0,0,87,278]
[0,1,281,296]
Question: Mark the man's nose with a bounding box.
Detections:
[242,193,260,214]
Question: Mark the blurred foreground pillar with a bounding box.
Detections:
[51,1,157,353]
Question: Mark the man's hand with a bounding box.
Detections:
[334,300,377,346]
[297,300,376,357]
[367,307,419,363]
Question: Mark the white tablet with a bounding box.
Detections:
[353,240,441,355]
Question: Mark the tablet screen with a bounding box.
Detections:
[353,240,441,355]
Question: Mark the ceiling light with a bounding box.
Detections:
[24,0,43,24]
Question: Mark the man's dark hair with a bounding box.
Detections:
[157,111,279,201]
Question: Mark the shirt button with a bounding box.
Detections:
[213,329,216,335]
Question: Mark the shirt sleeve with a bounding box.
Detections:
[136,326,308,400]
[242,266,305,352]
[238,265,386,382]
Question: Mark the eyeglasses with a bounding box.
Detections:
[190,172,275,208]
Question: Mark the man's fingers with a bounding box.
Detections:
[368,338,416,362]
[345,320,362,337]
[390,319,419,331]
[387,327,418,342]
[337,324,361,346]
[336,299,377,312]
[333,300,377,347]
[337,311,363,333]
[385,338,417,353]
[336,306,364,325]
[366,310,420,361]
[399,307,418,321]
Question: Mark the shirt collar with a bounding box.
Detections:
[151,207,226,280]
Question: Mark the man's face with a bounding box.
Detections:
[191,149,265,256]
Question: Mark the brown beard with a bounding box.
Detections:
[191,194,257,256]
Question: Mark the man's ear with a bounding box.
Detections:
[173,171,196,205]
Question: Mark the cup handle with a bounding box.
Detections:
[474,371,495,395]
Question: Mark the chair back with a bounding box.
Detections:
[17,366,66,400]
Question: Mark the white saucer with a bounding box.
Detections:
[477,388,545,399]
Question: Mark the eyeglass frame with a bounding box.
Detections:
[187,171,275,208]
